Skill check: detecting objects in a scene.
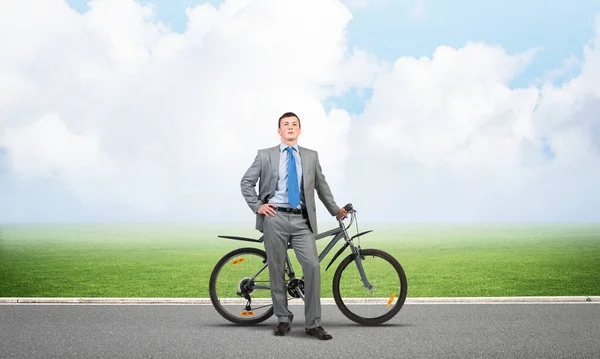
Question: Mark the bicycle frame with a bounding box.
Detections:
[217,209,375,294]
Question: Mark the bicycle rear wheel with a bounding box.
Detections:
[209,247,274,325]
[332,248,407,325]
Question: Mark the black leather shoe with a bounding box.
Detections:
[274,322,291,336]
[305,326,332,340]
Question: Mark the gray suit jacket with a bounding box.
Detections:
[241,145,340,234]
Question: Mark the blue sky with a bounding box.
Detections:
[1,0,600,223]
[66,0,600,82]
[347,0,599,84]
[64,0,600,111]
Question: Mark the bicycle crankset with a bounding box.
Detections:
[286,278,305,298]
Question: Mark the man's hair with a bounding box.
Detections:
[278,112,301,128]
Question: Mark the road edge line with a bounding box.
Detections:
[1,296,598,304]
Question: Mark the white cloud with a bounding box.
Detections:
[0,1,599,223]
[353,16,600,222]
[1,113,105,179]
[536,54,581,85]
[365,42,539,171]
[0,0,382,222]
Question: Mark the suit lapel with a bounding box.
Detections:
[269,145,280,183]
[298,146,311,190]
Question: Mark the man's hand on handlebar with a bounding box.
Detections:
[336,207,348,220]
[337,203,353,220]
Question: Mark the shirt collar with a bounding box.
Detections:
[279,143,299,152]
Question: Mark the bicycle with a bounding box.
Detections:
[209,203,408,325]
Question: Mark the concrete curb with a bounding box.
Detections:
[1,296,598,304]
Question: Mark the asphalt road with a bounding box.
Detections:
[1,303,599,358]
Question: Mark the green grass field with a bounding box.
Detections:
[1,223,599,298]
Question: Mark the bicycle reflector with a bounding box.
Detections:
[240,311,256,316]
[387,293,396,306]
[232,258,245,265]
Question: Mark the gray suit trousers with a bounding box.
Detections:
[263,211,321,329]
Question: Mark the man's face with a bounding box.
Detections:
[278,116,301,143]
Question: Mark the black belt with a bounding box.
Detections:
[276,207,307,215]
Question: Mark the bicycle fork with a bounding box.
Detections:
[339,218,374,292]
[351,247,374,292]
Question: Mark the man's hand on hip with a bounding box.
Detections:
[258,203,277,218]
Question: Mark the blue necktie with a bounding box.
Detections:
[286,147,300,208]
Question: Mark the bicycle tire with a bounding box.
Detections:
[332,248,407,325]
[209,247,274,325]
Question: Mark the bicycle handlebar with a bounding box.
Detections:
[338,203,356,230]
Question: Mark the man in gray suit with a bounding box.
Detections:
[241,112,347,340]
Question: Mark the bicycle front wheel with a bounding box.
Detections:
[332,248,407,325]
[209,247,274,325]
